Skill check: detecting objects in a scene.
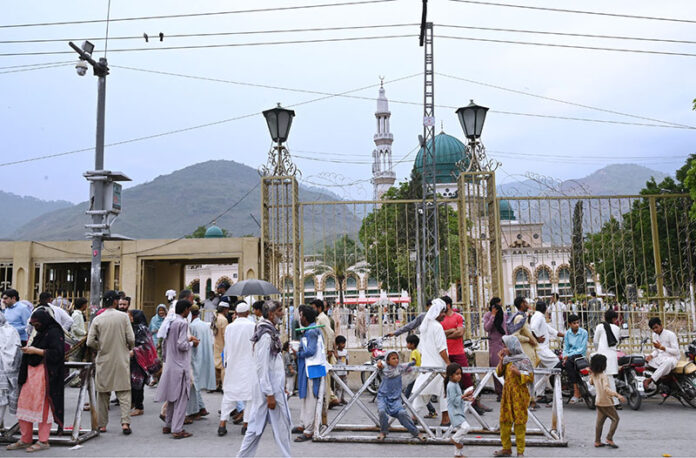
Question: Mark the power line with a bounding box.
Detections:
[0,23,417,44]
[103,0,112,57]
[437,34,696,58]
[0,0,398,29]
[438,24,696,46]
[0,34,416,57]
[0,60,74,70]
[114,66,695,130]
[449,0,696,24]
[437,72,694,129]
[0,62,72,74]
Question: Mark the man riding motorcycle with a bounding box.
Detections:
[643,317,680,391]
[559,314,588,404]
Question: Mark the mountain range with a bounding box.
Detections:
[1,162,671,241]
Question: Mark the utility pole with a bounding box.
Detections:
[418,0,440,306]
[70,41,131,315]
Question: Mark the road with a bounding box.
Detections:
[3,384,694,457]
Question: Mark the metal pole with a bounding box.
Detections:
[648,197,665,320]
[89,58,107,314]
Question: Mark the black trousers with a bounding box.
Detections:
[131,387,144,410]
[558,354,584,385]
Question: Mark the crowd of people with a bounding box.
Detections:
[0,286,687,457]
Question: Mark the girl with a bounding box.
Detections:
[493,335,534,457]
[445,363,475,457]
[589,354,625,449]
[483,298,507,401]
[375,351,426,442]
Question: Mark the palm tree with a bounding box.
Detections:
[315,235,364,306]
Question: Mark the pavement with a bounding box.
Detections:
[2,384,695,457]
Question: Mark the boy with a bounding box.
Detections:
[376,352,425,441]
[404,334,437,418]
[282,341,297,397]
[334,335,349,404]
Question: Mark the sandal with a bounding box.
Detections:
[6,440,32,450]
[594,443,606,448]
[424,412,438,418]
[122,424,132,435]
[172,430,192,439]
[376,433,386,441]
[294,434,313,442]
[99,427,107,433]
[26,442,50,453]
[417,433,427,442]
[493,449,512,457]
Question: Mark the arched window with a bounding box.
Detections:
[586,268,596,294]
[304,276,315,291]
[283,277,293,293]
[346,275,358,291]
[557,267,571,298]
[324,276,336,291]
[367,277,379,291]
[536,266,552,299]
[205,278,212,294]
[514,268,530,298]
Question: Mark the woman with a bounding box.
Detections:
[483,298,507,401]
[355,304,368,347]
[149,304,168,349]
[7,309,65,453]
[130,310,155,417]
[593,309,621,408]
[494,335,534,457]
[0,313,22,429]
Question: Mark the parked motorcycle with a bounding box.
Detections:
[361,337,387,394]
[635,337,696,408]
[614,347,645,410]
[554,349,596,410]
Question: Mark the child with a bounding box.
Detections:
[334,335,349,404]
[404,335,438,418]
[376,351,426,442]
[282,342,297,397]
[589,354,625,449]
[445,363,475,457]
[494,336,534,458]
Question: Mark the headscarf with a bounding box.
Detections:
[250,317,282,358]
[0,312,22,391]
[149,304,167,334]
[502,335,534,374]
[506,309,527,335]
[603,321,618,348]
[419,297,446,335]
[491,303,505,335]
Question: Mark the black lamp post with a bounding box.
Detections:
[261,104,298,176]
[455,100,496,172]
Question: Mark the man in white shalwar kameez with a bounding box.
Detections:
[529,301,564,403]
[238,301,292,458]
[410,298,451,425]
[644,317,680,390]
[219,302,256,436]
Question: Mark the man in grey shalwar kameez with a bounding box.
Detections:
[237,301,292,458]
[155,300,199,439]
[186,305,216,418]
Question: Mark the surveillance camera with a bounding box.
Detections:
[75,60,88,76]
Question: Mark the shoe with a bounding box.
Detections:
[569,396,580,404]
[172,430,192,439]
[607,442,619,449]
[184,416,194,425]
[615,404,623,410]
[476,400,493,412]
[217,425,227,436]
[162,427,171,434]
[130,409,144,417]
[122,424,132,435]
[232,412,244,425]
[6,441,32,450]
[328,400,340,409]
[493,449,512,457]
[536,396,552,404]
[474,403,486,415]
[294,434,312,442]
[291,426,304,434]
[159,414,166,422]
[198,409,210,417]
[424,412,438,419]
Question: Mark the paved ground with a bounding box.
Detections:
[2,384,694,457]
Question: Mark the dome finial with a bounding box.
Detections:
[440,120,444,133]
[379,75,384,88]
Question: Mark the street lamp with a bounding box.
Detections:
[69,41,130,316]
[261,104,298,176]
[455,99,498,172]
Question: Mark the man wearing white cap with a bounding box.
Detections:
[218,302,256,436]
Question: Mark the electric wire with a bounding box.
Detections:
[0,60,74,70]
[437,71,693,129]
[449,0,696,24]
[103,0,112,57]
[437,34,696,58]
[0,0,398,29]
[0,62,72,74]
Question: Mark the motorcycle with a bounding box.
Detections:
[554,349,596,410]
[636,337,696,408]
[361,337,387,394]
[614,345,645,410]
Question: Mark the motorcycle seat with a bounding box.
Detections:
[618,355,631,366]
[672,360,696,375]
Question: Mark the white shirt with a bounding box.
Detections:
[530,310,558,349]
[594,323,620,375]
[222,316,257,400]
[650,329,680,361]
[50,304,74,331]
[548,301,567,331]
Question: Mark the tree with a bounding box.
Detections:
[315,235,364,306]
[569,201,586,295]
[186,225,229,238]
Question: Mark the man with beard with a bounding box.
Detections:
[238,301,292,457]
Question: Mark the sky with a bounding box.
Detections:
[1,0,695,204]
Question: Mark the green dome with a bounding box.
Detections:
[500,199,516,221]
[204,225,224,238]
[414,132,470,184]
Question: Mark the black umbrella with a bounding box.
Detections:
[225,279,281,297]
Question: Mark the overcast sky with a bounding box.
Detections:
[1,0,695,204]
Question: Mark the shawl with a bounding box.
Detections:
[149,304,167,334]
[251,318,282,358]
[502,335,534,374]
[419,298,446,335]
[506,310,527,335]
[603,322,618,348]
[0,312,22,393]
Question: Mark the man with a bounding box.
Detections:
[587,292,603,336]
[252,300,264,323]
[86,290,135,435]
[212,301,230,391]
[386,300,431,338]
[202,291,217,323]
[238,301,292,457]
[529,300,564,405]
[293,305,324,442]
[411,298,451,426]
[1,289,31,345]
[643,317,680,391]
[507,297,539,366]
[440,295,490,414]
[560,314,588,403]
[186,305,216,421]
[219,301,256,436]
[35,292,73,332]
[51,289,70,311]
[548,293,567,332]
[311,299,339,409]
[117,296,146,326]
[156,299,199,439]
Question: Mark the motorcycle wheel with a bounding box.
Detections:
[361,366,378,395]
[627,383,642,410]
[681,374,696,408]
[579,379,596,410]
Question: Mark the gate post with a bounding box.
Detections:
[486,171,505,304]
[457,174,471,338]
[648,196,665,320]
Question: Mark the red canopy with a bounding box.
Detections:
[341,297,411,305]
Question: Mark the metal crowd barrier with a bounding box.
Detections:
[0,362,100,446]
[312,365,566,447]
